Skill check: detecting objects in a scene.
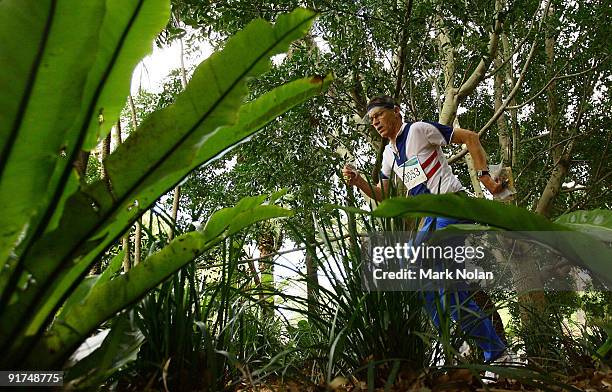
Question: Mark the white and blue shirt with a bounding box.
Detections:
[381,122,464,196]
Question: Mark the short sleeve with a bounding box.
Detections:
[412,121,454,145]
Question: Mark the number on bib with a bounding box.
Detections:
[395,156,427,190]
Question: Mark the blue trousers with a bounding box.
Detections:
[417,216,506,362]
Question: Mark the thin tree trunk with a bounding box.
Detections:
[513,240,547,359]
[164,31,190,242]
[392,0,414,101]
[436,12,458,125]
[535,3,569,217]
[451,117,484,198]
[169,38,190,241]
[518,5,561,358]
[91,128,113,274]
[437,0,504,126]
[128,95,142,265]
[349,72,384,184]
[112,122,131,272]
[100,131,111,180]
[169,187,180,241]
[134,220,142,266]
[536,161,570,217]
[494,52,511,167]
[257,227,281,316]
[372,139,388,185]
[304,247,317,308]
[302,208,320,320]
[465,152,484,198]
[501,34,520,167]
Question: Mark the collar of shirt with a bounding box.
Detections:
[390,122,408,155]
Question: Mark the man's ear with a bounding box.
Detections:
[394,106,401,119]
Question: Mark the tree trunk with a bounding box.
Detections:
[436,13,458,125]
[535,156,571,217]
[501,34,519,167]
[127,95,142,265]
[449,115,484,197]
[91,128,113,274]
[304,239,319,318]
[168,38,190,241]
[392,0,414,101]
[303,212,319,320]
[513,241,548,360]
[256,226,281,316]
[465,151,484,198]
[371,139,388,185]
[494,52,511,167]
[169,187,180,240]
[437,0,504,126]
[100,130,111,180]
[134,220,142,266]
[112,122,132,272]
[535,4,566,217]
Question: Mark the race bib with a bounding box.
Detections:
[395,156,427,190]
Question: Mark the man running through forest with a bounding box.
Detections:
[342,95,506,362]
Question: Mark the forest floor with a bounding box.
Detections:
[232,366,612,392]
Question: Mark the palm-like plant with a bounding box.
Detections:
[0,0,330,371]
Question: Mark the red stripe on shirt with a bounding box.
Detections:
[426,161,441,178]
[421,149,438,169]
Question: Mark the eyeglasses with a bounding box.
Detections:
[368,109,388,124]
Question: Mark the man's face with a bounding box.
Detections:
[368,106,400,139]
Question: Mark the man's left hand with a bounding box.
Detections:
[480,174,506,194]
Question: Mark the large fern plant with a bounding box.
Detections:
[0,0,330,369]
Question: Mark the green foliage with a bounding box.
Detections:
[0,0,170,266]
[132,262,213,391]
[172,0,611,217]
[127,232,294,391]
[0,0,329,372]
[28,195,293,368]
[64,314,144,390]
[369,194,612,287]
[555,209,612,241]
[56,250,125,322]
[283,206,435,379]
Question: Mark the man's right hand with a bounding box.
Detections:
[342,164,361,186]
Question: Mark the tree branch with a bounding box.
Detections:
[457,0,505,99]
[485,7,540,79]
[449,26,540,164]
[448,0,551,164]
[393,0,414,101]
[507,57,609,110]
[564,172,612,213]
